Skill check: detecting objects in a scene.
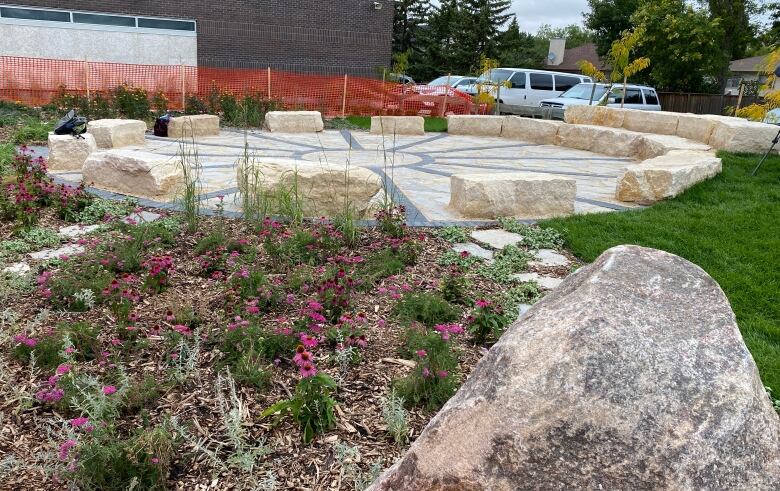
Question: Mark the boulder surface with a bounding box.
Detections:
[167,114,220,139]
[86,119,146,149]
[370,245,780,490]
[47,133,96,171]
[82,149,183,199]
[265,111,324,133]
[370,116,425,135]
[446,115,505,137]
[501,117,563,145]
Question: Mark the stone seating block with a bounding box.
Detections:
[265,111,324,133]
[82,149,183,199]
[616,150,722,203]
[555,124,643,157]
[370,116,425,135]
[621,109,680,135]
[707,117,780,153]
[450,172,576,219]
[501,117,563,145]
[676,114,717,143]
[167,114,220,139]
[564,105,626,127]
[446,115,506,137]
[47,133,97,171]
[86,119,146,149]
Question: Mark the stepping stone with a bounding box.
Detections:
[2,262,31,276]
[123,211,161,224]
[511,272,564,290]
[29,244,85,261]
[470,229,524,250]
[452,243,494,262]
[530,249,571,268]
[58,224,101,239]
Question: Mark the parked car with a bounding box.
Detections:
[427,75,478,90]
[539,83,662,111]
[460,68,592,106]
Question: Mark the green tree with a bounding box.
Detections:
[536,24,594,49]
[702,0,757,91]
[584,0,641,56]
[393,0,433,55]
[632,0,727,92]
[607,29,651,107]
[461,0,515,69]
[412,0,473,80]
[497,18,544,68]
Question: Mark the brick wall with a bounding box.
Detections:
[6,1,393,77]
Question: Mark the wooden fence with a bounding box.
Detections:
[658,92,762,115]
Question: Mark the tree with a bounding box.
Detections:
[497,18,544,68]
[393,0,432,55]
[461,0,514,69]
[584,0,641,56]
[412,0,473,80]
[536,24,594,49]
[632,0,727,92]
[607,29,651,107]
[702,0,757,91]
[735,48,780,121]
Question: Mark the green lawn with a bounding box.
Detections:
[338,115,448,132]
[542,153,780,392]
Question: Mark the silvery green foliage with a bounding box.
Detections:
[381,389,409,444]
[70,368,129,422]
[334,443,383,491]
[170,331,202,384]
[73,288,96,310]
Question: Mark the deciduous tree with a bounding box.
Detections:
[584,0,641,56]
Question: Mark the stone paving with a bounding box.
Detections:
[47,128,643,226]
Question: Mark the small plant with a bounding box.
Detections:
[45,261,113,312]
[142,255,174,293]
[261,372,338,443]
[112,84,151,120]
[176,139,202,233]
[215,371,271,470]
[78,198,136,224]
[395,291,461,328]
[477,245,531,284]
[467,299,510,345]
[506,281,543,305]
[497,218,564,249]
[375,205,406,238]
[438,249,483,269]
[381,389,409,444]
[439,272,471,305]
[435,226,469,243]
[232,352,271,390]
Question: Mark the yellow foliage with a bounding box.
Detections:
[735,49,780,122]
[577,60,606,83]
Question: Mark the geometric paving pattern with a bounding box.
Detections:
[50,129,643,226]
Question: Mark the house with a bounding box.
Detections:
[0,2,393,76]
[726,55,777,95]
[545,42,612,80]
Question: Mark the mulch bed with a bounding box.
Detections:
[0,205,573,490]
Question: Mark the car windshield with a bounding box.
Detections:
[476,69,513,84]
[560,83,608,100]
[429,76,458,86]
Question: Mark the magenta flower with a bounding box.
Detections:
[55,363,71,375]
[59,439,77,461]
[102,386,117,396]
[70,417,89,427]
[416,350,427,358]
[300,334,318,348]
[475,299,491,308]
[173,324,192,336]
[299,362,317,378]
[422,367,431,378]
[437,370,449,378]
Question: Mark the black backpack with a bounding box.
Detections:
[54,109,88,138]
[154,113,172,137]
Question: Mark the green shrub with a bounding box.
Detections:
[78,198,136,224]
[120,375,164,415]
[357,244,418,288]
[0,142,14,175]
[48,261,113,312]
[439,273,471,305]
[467,299,510,345]
[232,352,271,390]
[395,292,461,328]
[437,249,483,269]
[394,328,460,410]
[184,94,209,115]
[112,85,151,121]
[261,373,338,443]
[19,227,60,249]
[12,332,64,370]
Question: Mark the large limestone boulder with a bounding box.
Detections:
[616,150,722,203]
[370,245,780,490]
[446,115,505,137]
[636,133,713,160]
[707,116,780,153]
[563,105,626,127]
[86,119,146,149]
[167,114,220,139]
[622,109,680,135]
[501,117,563,145]
[237,159,381,217]
[370,116,425,135]
[82,149,183,199]
[47,133,96,171]
[555,124,642,157]
[449,172,576,219]
[265,111,324,133]
[676,113,717,143]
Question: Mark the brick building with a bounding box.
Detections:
[0,1,393,76]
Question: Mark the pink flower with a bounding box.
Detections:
[307,301,323,311]
[55,364,71,375]
[437,370,449,378]
[299,362,317,378]
[356,335,368,348]
[293,349,313,366]
[102,386,117,396]
[416,350,427,358]
[421,367,431,378]
[165,310,175,322]
[475,299,491,308]
[151,457,160,464]
[300,334,318,348]
[70,417,89,427]
[59,439,77,461]
[377,319,386,328]
[173,324,192,336]
[64,347,76,354]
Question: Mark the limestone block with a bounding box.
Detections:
[450,172,576,220]
[86,119,146,149]
[369,245,780,490]
[564,105,626,127]
[676,114,717,143]
[82,149,183,199]
[446,115,506,137]
[265,111,324,133]
[555,124,642,157]
[501,117,563,144]
[236,159,382,217]
[167,114,220,139]
[370,116,425,135]
[615,150,722,203]
[47,133,96,171]
[621,109,680,135]
[708,117,780,153]
[637,134,714,160]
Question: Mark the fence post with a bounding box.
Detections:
[341,74,348,118]
[441,73,451,117]
[267,67,272,98]
[735,82,745,113]
[381,68,387,116]
[83,58,90,102]
[180,64,186,112]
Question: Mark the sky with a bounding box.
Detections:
[509,0,590,33]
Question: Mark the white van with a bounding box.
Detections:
[461,68,592,106]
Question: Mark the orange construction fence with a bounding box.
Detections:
[0,56,486,117]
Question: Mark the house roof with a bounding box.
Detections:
[550,43,609,72]
[730,55,769,73]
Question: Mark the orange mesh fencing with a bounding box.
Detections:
[1,56,485,116]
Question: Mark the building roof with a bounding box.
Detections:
[550,43,609,72]
[730,55,769,73]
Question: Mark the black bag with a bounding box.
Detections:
[154,113,172,137]
[54,109,88,137]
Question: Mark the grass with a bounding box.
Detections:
[542,152,780,392]
[334,116,448,132]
